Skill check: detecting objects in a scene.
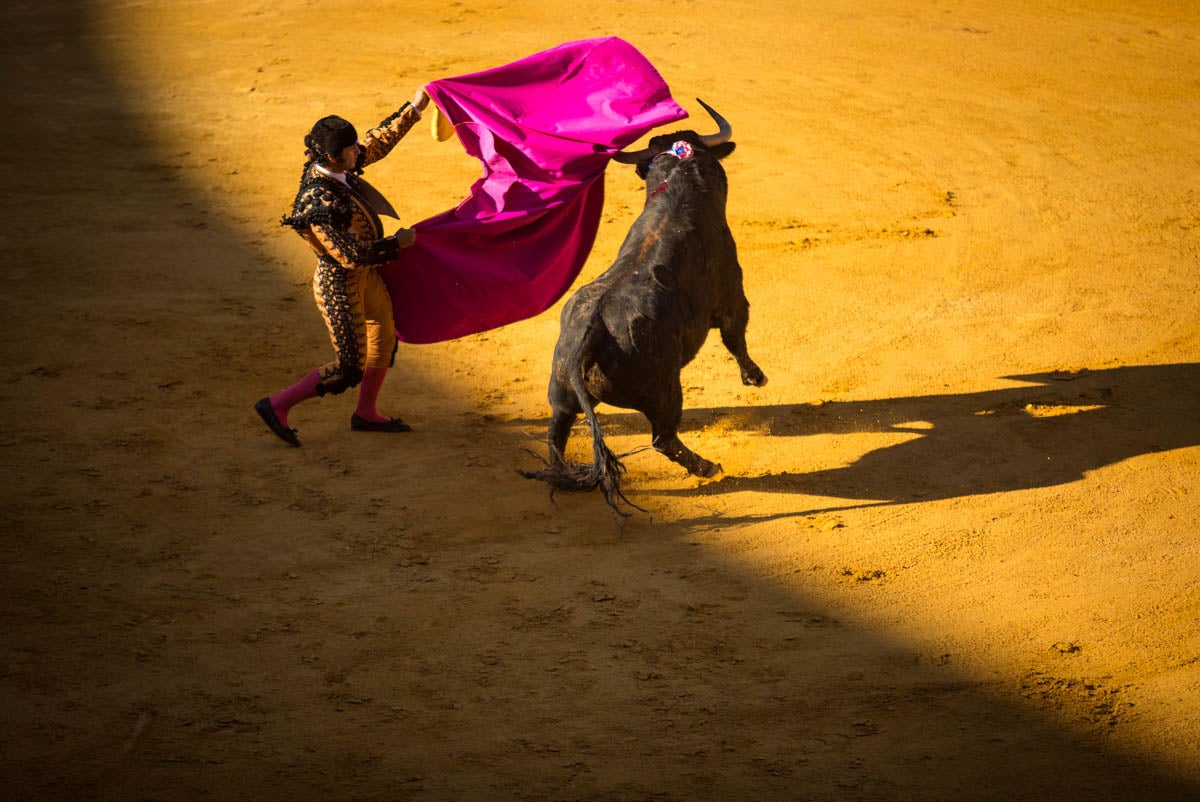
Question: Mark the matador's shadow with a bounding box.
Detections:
[556,363,1200,512]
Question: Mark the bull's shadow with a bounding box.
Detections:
[536,362,1200,512]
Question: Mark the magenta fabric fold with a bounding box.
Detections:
[379,37,687,344]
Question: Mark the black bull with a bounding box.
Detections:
[522,101,767,519]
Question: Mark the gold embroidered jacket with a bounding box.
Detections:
[280,103,422,270]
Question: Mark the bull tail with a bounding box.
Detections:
[524,322,646,523]
[570,364,645,522]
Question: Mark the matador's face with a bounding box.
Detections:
[326,141,362,173]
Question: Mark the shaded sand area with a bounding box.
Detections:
[2,1,1198,798]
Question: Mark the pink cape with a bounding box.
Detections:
[379,37,687,344]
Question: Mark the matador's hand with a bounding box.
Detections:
[413,87,431,112]
[393,228,417,248]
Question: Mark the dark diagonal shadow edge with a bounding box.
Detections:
[1,1,1197,797]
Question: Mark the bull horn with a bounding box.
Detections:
[611,98,733,164]
[612,145,650,165]
[695,98,732,147]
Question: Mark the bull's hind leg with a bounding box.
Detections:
[718,296,768,387]
[646,379,722,478]
[546,377,581,470]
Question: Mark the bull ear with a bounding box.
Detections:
[709,141,736,160]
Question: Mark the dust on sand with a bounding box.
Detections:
[2,1,1198,799]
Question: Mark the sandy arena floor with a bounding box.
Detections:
[2,1,1198,799]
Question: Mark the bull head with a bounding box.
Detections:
[612,98,733,170]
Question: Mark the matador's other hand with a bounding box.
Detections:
[393,228,417,248]
[413,87,431,112]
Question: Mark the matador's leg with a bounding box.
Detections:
[350,269,411,432]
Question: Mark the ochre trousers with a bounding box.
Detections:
[312,259,397,395]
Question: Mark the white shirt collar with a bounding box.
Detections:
[314,163,349,186]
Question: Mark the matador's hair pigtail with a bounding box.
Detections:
[304,115,358,166]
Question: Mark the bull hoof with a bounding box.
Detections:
[694,460,723,479]
[742,368,768,387]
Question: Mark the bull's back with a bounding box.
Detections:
[552,195,731,401]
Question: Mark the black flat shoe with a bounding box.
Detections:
[255,397,300,446]
[350,413,412,433]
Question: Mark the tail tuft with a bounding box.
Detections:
[520,318,647,524]
[520,432,645,524]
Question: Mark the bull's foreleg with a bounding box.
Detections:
[648,381,722,478]
[718,301,768,387]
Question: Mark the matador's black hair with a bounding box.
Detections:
[304,115,359,169]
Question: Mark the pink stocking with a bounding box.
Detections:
[269,369,322,427]
[354,366,389,423]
